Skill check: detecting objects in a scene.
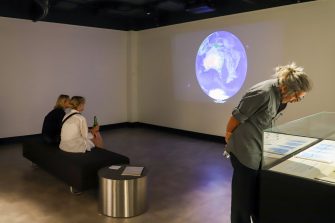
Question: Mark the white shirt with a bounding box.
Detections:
[59,109,94,153]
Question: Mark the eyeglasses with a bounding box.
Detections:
[293,92,305,102]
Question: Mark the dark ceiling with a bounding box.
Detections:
[0,0,315,31]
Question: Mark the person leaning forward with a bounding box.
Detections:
[225,62,312,223]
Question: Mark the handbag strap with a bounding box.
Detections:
[62,112,80,126]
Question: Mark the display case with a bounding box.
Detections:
[259,112,335,223]
[262,111,335,169]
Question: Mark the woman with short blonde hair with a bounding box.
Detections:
[60,96,103,153]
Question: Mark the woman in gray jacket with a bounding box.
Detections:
[225,63,312,223]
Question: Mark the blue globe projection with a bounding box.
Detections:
[195,31,248,103]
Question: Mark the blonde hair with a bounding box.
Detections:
[70,96,86,110]
[274,62,312,96]
[54,94,70,109]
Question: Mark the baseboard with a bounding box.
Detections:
[99,122,133,131]
[126,122,226,143]
[0,122,225,145]
[0,134,42,145]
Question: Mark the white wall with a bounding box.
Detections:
[137,0,335,136]
[0,17,128,138]
[127,31,139,123]
[1,0,335,138]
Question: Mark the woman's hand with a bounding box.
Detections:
[225,116,240,143]
[90,125,100,135]
[92,130,104,148]
[225,131,232,143]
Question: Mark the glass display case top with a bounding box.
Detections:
[326,132,335,141]
[263,112,335,185]
[265,111,335,139]
[269,139,335,185]
[262,112,335,169]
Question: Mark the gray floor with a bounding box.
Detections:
[0,128,232,223]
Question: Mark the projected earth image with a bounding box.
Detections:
[195,31,247,103]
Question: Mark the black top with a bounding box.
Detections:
[42,108,65,144]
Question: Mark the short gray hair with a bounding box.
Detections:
[273,62,312,96]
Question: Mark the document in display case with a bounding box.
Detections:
[260,112,335,223]
[263,132,318,163]
[262,111,335,168]
[270,139,335,184]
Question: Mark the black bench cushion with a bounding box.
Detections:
[23,141,130,190]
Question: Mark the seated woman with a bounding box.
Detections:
[60,96,103,153]
[42,94,70,144]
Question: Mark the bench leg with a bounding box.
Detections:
[70,186,83,195]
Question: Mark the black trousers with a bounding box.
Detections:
[230,154,260,223]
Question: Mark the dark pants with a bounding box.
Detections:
[230,154,260,223]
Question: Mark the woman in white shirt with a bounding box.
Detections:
[60,96,103,153]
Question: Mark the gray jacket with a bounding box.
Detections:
[226,79,282,170]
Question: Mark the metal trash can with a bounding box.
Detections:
[98,166,148,217]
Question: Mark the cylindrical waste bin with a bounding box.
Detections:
[98,166,148,218]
